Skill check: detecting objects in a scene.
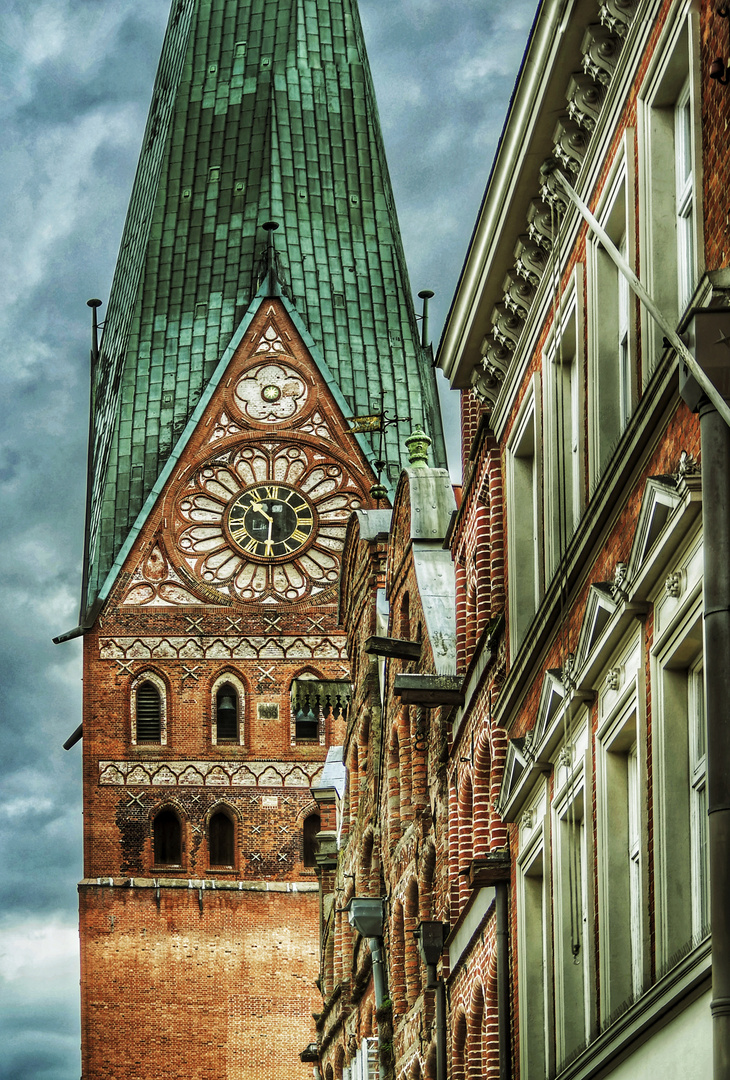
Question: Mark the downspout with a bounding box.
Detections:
[436,979,447,1080]
[368,936,386,1010]
[697,398,730,1080]
[369,935,389,1068]
[496,881,512,1080]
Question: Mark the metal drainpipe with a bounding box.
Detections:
[369,936,387,1064]
[699,399,730,1080]
[496,881,512,1080]
[368,936,386,1010]
[436,979,447,1080]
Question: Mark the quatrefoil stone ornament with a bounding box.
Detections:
[234,361,308,423]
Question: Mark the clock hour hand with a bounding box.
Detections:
[252,501,273,523]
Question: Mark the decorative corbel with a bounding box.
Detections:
[553,116,589,175]
[581,24,621,87]
[566,72,605,131]
[599,0,638,39]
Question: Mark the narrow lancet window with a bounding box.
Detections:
[303,813,321,867]
[216,684,238,741]
[209,810,235,867]
[153,809,182,866]
[136,681,162,742]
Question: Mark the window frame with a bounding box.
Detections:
[208,805,237,869]
[594,633,649,1020]
[551,725,595,1068]
[131,671,168,746]
[211,672,246,746]
[586,133,637,484]
[542,270,585,580]
[674,78,695,312]
[506,373,543,658]
[517,785,555,1079]
[652,580,708,970]
[637,4,703,374]
[688,656,709,937]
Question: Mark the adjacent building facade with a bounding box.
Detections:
[313,1,729,1080]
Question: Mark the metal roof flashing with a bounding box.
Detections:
[395,467,457,542]
[390,466,458,676]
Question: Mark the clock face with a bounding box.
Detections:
[173,440,366,603]
[225,484,315,561]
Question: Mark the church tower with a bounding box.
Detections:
[59,0,445,1077]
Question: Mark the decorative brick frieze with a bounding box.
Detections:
[99,634,347,661]
[98,759,325,787]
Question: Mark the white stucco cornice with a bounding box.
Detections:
[437,0,578,387]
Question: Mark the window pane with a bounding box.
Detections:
[154,810,181,865]
[209,811,234,867]
[136,681,161,742]
[675,83,695,309]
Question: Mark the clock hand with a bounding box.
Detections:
[252,501,273,523]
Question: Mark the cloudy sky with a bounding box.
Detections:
[0,1,537,1076]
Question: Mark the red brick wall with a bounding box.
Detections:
[702,0,730,270]
[80,884,319,1080]
[80,297,382,1077]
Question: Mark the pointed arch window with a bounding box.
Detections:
[136,681,161,743]
[211,673,245,746]
[303,812,321,868]
[209,809,235,868]
[153,809,182,866]
[216,683,238,742]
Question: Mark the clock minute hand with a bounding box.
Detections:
[264,514,274,556]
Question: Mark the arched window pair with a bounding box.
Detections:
[133,676,243,744]
[151,808,236,869]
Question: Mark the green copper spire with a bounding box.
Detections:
[83,0,445,614]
